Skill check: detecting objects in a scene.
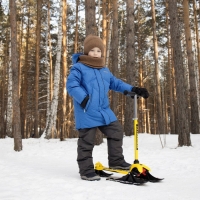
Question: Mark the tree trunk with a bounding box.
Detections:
[60,0,67,141]
[168,0,191,146]
[74,0,79,53]
[151,0,164,135]
[106,15,112,67]
[42,0,53,139]
[97,0,101,36]
[66,97,76,138]
[193,0,200,72]
[102,0,107,59]
[44,0,50,137]
[0,42,6,138]
[192,0,200,118]
[166,1,175,134]
[85,0,97,35]
[137,0,146,133]
[9,0,22,151]
[18,12,22,97]
[95,128,103,145]
[5,31,13,137]
[6,39,13,137]
[124,0,135,136]
[45,0,63,139]
[20,5,30,139]
[34,0,42,138]
[118,3,125,125]
[183,0,199,134]
[111,0,119,116]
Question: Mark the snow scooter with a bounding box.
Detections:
[95,90,163,185]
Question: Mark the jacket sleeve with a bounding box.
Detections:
[109,71,133,93]
[66,64,87,104]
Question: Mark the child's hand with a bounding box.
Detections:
[131,87,149,99]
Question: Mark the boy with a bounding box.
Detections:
[67,35,149,181]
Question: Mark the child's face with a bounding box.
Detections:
[88,47,102,58]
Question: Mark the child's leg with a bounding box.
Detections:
[98,121,125,167]
[77,127,96,176]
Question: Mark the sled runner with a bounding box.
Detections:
[95,91,164,185]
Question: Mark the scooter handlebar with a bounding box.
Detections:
[124,90,137,97]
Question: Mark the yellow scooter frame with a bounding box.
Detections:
[95,91,163,184]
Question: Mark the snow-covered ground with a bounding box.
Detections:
[0,133,200,200]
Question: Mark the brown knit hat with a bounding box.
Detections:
[83,35,104,56]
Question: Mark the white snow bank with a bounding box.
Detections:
[0,134,199,200]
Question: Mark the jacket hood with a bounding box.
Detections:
[72,53,83,64]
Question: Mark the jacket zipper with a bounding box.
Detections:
[99,70,111,122]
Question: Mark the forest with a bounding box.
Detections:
[0,0,199,151]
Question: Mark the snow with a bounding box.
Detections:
[0,133,200,200]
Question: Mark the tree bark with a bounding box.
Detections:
[137,0,146,133]
[166,1,175,134]
[20,5,30,139]
[193,0,200,72]
[106,14,112,67]
[6,40,13,137]
[45,0,63,139]
[74,0,79,53]
[85,0,97,35]
[9,0,22,151]
[111,0,119,116]
[168,0,191,146]
[151,0,164,135]
[192,0,200,118]
[183,0,199,134]
[124,0,135,136]
[102,0,107,59]
[60,0,67,141]
[0,38,6,138]
[34,0,42,138]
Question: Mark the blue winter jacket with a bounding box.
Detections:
[66,53,133,129]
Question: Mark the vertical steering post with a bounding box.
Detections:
[133,94,139,164]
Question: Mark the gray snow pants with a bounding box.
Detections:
[77,120,125,176]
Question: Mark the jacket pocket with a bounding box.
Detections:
[84,94,91,112]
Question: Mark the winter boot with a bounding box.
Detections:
[81,172,101,181]
[109,161,131,170]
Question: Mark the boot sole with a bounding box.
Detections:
[109,166,130,170]
[81,176,101,181]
